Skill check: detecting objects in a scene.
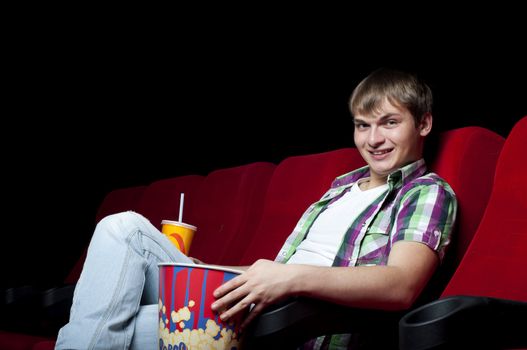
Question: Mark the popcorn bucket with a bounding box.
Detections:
[158,263,242,350]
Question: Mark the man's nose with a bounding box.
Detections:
[368,126,385,146]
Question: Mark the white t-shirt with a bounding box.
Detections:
[286,179,388,266]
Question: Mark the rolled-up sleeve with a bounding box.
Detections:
[391,182,457,262]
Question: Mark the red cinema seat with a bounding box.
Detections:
[0,331,52,350]
[423,126,505,298]
[134,175,205,231]
[429,126,505,267]
[32,341,55,350]
[399,117,527,349]
[189,162,276,265]
[239,148,365,265]
[94,185,147,223]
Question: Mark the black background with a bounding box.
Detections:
[2,15,526,289]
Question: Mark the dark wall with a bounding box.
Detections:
[3,34,525,288]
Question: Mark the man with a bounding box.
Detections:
[56,68,457,349]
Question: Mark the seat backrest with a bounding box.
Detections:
[429,126,504,266]
[189,162,276,265]
[442,116,527,300]
[0,332,53,350]
[134,175,205,230]
[94,185,147,223]
[239,148,365,265]
[65,185,147,284]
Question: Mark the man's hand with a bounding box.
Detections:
[211,259,296,332]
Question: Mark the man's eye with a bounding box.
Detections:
[355,123,369,130]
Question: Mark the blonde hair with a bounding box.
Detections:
[349,68,432,125]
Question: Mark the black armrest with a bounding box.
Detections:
[1,285,46,331]
[243,297,402,349]
[3,285,44,306]
[38,284,76,335]
[399,295,527,349]
[0,284,75,336]
[41,284,75,308]
[2,283,75,310]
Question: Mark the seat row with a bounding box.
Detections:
[3,118,527,349]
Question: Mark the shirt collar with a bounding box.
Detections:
[331,158,428,190]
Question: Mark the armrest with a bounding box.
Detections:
[2,284,75,309]
[3,285,44,306]
[1,285,47,333]
[0,284,75,336]
[243,297,401,349]
[41,284,75,308]
[38,284,76,335]
[399,295,527,349]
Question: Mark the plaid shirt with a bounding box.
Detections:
[274,159,457,349]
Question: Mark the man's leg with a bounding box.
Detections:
[55,211,192,349]
[130,304,158,350]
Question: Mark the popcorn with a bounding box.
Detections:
[171,305,191,324]
[159,300,239,350]
[205,319,220,338]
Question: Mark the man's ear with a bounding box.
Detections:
[419,113,433,137]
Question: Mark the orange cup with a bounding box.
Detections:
[161,220,197,256]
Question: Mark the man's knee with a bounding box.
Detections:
[98,210,145,226]
[95,211,151,239]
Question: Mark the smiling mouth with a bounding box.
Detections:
[369,149,393,156]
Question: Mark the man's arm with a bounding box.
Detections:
[212,240,438,331]
[295,240,438,310]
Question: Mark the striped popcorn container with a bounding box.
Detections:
[158,263,242,350]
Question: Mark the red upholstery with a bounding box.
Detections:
[239,148,366,265]
[94,185,147,223]
[189,162,276,265]
[134,175,205,230]
[429,126,505,266]
[0,331,51,350]
[442,116,527,300]
[65,185,148,285]
[31,341,55,350]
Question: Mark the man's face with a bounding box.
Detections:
[353,99,431,185]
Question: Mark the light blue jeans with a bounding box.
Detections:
[55,211,193,350]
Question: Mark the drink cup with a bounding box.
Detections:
[158,263,243,350]
[161,220,196,256]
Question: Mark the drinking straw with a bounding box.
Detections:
[179,193,184,222]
